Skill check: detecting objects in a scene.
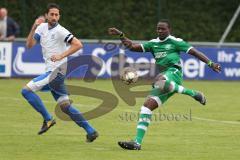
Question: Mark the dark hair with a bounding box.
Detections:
[46,3,60,13]
[158,19,171,28]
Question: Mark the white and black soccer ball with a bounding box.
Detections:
[120,67,138,85]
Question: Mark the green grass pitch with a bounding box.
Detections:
[0,79,240,160]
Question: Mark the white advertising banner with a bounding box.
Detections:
[0,42,12,77]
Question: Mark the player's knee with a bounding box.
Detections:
[154,79,174,93]
[56,95,71,112]
[168,82,175,92]
[58,100,71,113]
[153,79,166,91]
[155,74,166,81]
[143,97,159,110]
[153,74,166,89]
[21,87,32,97]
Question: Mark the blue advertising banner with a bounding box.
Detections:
[8,42,240,80]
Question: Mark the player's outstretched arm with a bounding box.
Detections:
[50,37,82,62]
[188,48,221,73]
[108,27,143,52]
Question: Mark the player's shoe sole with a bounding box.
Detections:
[86,131,99,142]
[118,141,141,150]
[194,92,206,105]
[38,119,56,135]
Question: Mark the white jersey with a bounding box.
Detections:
[34,23,74,73]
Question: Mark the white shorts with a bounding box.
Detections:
[26,71,69,102]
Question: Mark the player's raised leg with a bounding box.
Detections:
[154,80,207,105]
[152,70,206,105]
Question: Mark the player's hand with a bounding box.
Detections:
[211,63,221,73]
[32,16,45,29]
[108,27,122,36]
[51,54,63,62]
[35,16,45,25]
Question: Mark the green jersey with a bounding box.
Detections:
[141,35,192,70]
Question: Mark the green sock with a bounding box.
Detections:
[181,88,197,97]
[135,113,152,144]
[164,80,197,97]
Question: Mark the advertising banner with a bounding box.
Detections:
[1,41,239,80]
[0,42,12,77]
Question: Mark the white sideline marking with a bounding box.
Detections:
[92,147,109,151]
[192,116,240,125]
[118,108,240,125]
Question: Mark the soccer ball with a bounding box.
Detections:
[120,67,138,85]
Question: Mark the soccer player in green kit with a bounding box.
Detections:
[108,19,221,150]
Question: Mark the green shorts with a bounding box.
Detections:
[149,67,183,105]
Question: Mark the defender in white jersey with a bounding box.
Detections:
[21,3,98,142]
[34,22,70,72]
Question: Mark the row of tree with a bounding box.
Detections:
[1,0,239,42]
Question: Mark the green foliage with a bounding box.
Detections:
[1,0,239,42]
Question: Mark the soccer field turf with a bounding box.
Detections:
[0,79,239,160]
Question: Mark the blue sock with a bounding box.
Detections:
[21,89,52,121]
[66,105,95,134]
